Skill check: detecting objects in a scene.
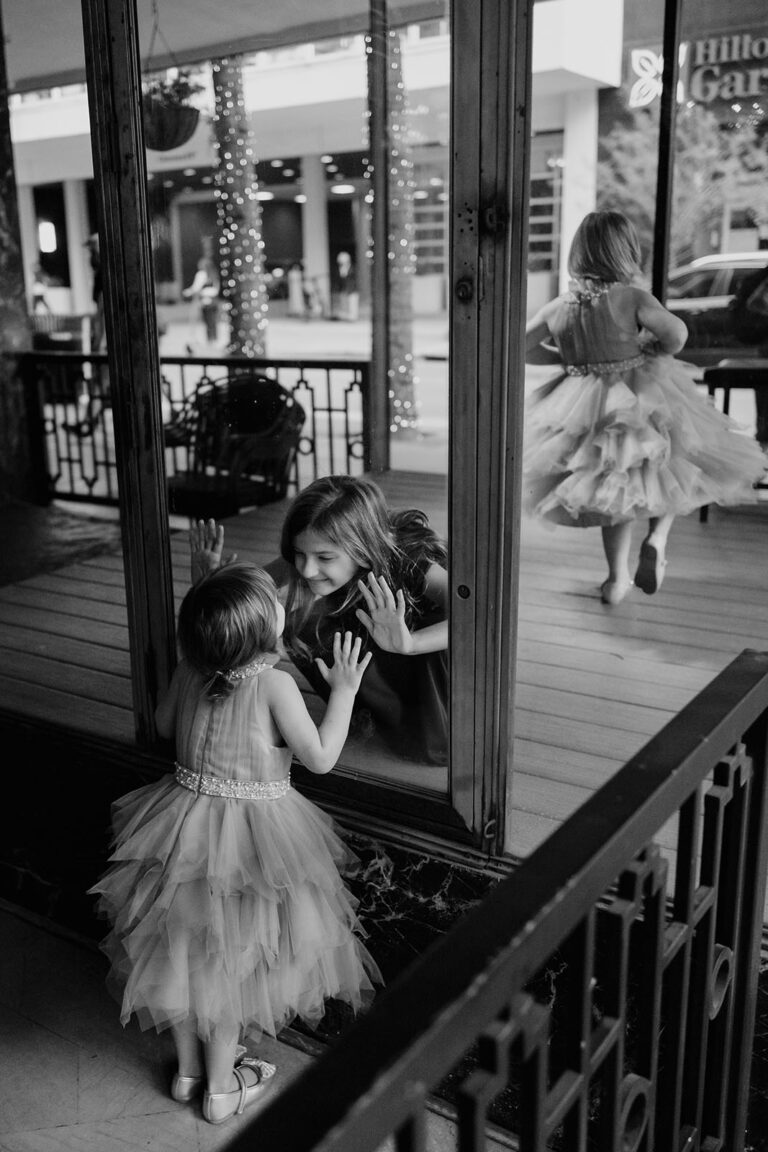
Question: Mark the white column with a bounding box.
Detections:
[558,88,599,294]
[300,153,330,314]
[17,184,37,310]
[63,179,92,314]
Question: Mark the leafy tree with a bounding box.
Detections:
[597,100,768,270]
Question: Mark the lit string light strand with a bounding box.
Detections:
[211,57,268,357]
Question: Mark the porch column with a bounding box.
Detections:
[558,88,598,294]
[0,2,36,504]
[300,153,330,313]
[17,184,37,311]
[63,179,92,315]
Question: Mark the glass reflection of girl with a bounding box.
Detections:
[192,475,448,765]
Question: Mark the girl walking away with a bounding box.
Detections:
[524,210,766,606]
[89,565,380,1125]
[193,475,449,765]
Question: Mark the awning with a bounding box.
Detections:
[1,0,446,92]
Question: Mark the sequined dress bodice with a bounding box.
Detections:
[547,284,644,368]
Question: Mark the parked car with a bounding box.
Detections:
[665,252,768,368]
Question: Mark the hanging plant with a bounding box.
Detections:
[142,71,203,152]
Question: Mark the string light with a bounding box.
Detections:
[211,57,269,357]
[364,28,420,436]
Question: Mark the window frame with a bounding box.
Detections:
[81,0,533,861]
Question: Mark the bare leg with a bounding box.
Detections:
[635,513,674,594]
[204,1029,241,1095]
[600,521,634,604]
[171,1019,204,1078]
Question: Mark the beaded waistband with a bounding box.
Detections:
[564,352,646,376]
[175,764,291,800]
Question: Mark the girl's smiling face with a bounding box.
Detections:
[293,528,360,595]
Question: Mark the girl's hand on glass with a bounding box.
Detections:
[315,631,372,691]
[355,573,413,654]
[189,519,236,583]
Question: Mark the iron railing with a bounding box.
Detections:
[226,650,768,1152]
[20,351,371,506]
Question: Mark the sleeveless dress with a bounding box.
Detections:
[89,661,381,1042]
[290,533,448,767]
[523,282,766,527]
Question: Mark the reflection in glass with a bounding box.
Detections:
[512,0,768,861]
[138,5,451,791]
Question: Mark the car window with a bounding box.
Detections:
[666,269,719,299]
[727,265,768,298]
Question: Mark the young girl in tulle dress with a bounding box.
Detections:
[193,475,448,765]
[524,210,765,605]
[90,564,381,1125]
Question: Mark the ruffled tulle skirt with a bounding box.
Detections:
[89,777,382,1041]
[523,353,766,527]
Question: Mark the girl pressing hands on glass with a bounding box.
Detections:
[190,474,448,765]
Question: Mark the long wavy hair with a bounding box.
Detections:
[568,210,643,286]
[177,563,280,699]
[280,475,446,663]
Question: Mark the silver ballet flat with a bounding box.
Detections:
[202,1058,276,1124]
[170,1073,204,1103]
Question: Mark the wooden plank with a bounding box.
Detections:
[0,674,134,740]
[0,622,131,675]
[0,646,131,706]
[514,683,674,736]
[0,584,129,627]
[515,658,695,711]
[0,601,129,648]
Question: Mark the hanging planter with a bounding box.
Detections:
[142,93,200,151]
[142,71,203,152]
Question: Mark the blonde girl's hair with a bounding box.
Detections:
[568,210,643,285]
[177,563,280,699]
[280,475,445,662]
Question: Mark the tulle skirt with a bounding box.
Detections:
[89,776,382,1041]
[523,353,766,527]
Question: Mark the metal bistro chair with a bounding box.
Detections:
[699,357,768,522]
[166,374,306,519]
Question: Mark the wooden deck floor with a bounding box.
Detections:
[1,471,767,865]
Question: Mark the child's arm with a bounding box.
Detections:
[155,666,182,739]
[265,632,372,774]
[634,289,688,354]
[355,564,448,656]
[525,301,561,365]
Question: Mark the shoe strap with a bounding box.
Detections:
[233,1065,248,1115]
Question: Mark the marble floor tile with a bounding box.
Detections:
[0,1008,81,1134]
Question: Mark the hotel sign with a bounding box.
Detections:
[629,33,768,108]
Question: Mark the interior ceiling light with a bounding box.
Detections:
[331,183,356,195]
[294,194,307,203]
[255,190,274,201]
[270,159,283,167]
[321,154,333,163]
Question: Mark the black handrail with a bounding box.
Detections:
[226,649,768,1152]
